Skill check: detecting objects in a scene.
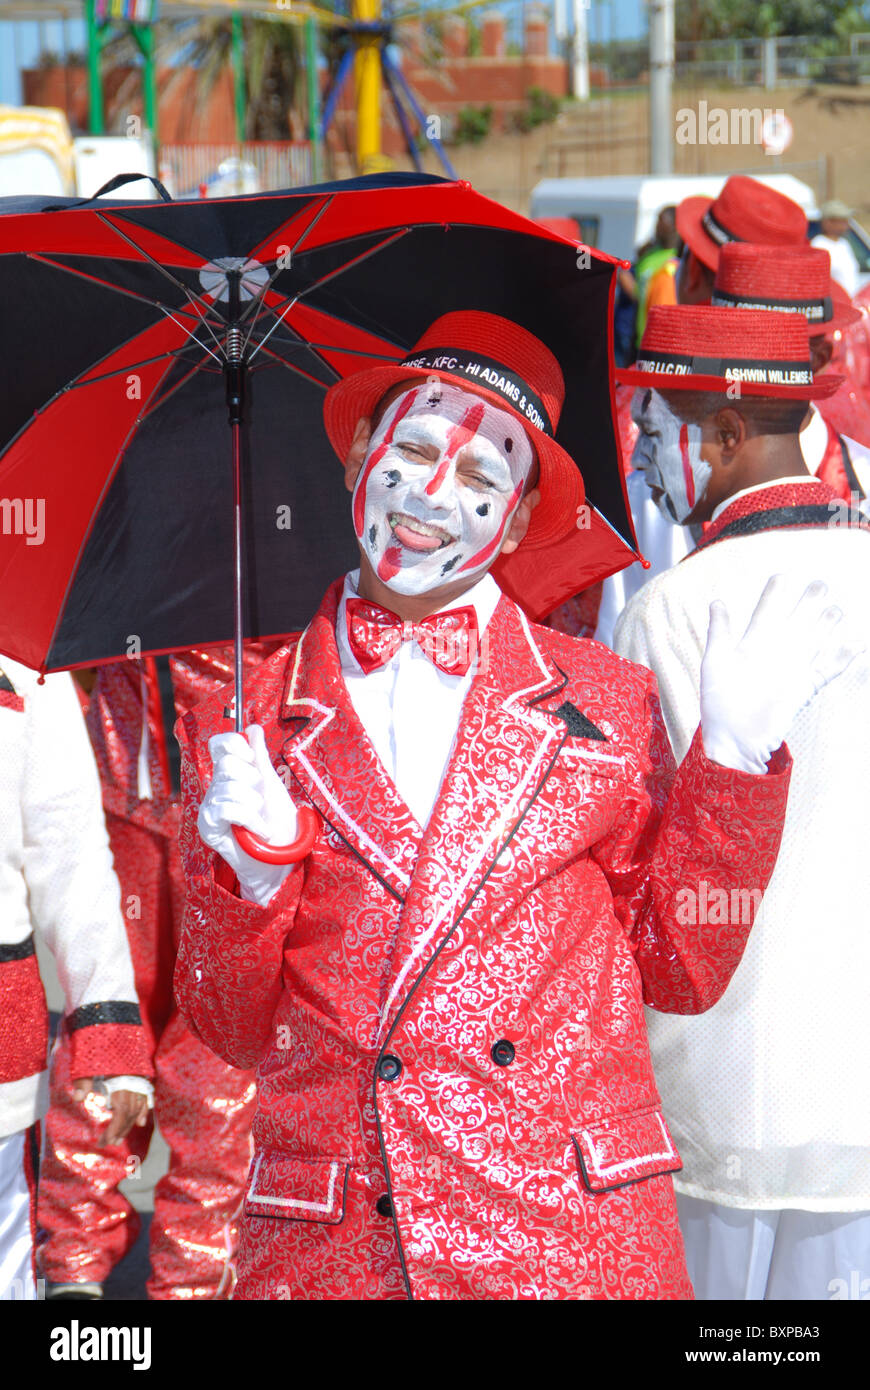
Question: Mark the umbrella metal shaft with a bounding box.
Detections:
[232,415,244,735]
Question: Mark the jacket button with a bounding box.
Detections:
[377,1053,402,1081]
[491,1039,515,1067]
[376,1193,393,1219]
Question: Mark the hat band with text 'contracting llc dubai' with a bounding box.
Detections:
[616,305,843,400]
[711,242,861,335]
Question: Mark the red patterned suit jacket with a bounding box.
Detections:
[175,579,791,1300]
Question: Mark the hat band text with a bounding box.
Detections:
[712,288,833,324]
[635,349,813,386]
[398,348,554,437]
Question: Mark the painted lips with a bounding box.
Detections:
[389,511,455,552]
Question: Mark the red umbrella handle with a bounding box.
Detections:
[231,806,320,864]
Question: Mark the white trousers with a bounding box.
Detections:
[0,1128,38,1301]
[677,1193,870,1301]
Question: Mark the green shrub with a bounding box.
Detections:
[453,103,493,145]
[511,86,562,133]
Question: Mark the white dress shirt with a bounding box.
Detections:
[335,570,501,829]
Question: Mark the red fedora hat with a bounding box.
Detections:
[676,175,808,272]
[323,310,584,549]
[616,304,843,399]
[712,242,861,334]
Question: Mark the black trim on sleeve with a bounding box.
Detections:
[67,1001,143,1031]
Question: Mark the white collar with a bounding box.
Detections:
[710,475,818,523]
[800,404,830,473]
[336,569,502,675]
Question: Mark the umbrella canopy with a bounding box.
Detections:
[0,172,636,674]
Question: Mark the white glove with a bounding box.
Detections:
[197,723,300,906]
[700,575,864,774]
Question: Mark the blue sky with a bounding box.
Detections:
[0,2,650,107]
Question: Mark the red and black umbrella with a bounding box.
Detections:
[0,172,636,693]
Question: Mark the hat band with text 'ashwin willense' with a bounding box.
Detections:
[712,288,833,324]
[398,347,555,437]
[633,350,813,387]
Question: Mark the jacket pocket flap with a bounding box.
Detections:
[572,1108,681,1193]
[245,1153,350,1224]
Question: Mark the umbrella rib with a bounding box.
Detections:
[250,314,342,384]
[136,352,216,423]
[61,350,188,392]
[256,342,337,390]
[27,247,225,365]
[238,193,335,347]
[26,252,207,323]
[302,341,408,364]
[93,211,228,357]
[242,193,334,304]
[58,344,220,395]
[246,227,413,365]
[155,307,225,365]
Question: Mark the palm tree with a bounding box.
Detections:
[100,10,307,142]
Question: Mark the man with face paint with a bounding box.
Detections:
[172,309,852,1302]
[614,303,870,1301]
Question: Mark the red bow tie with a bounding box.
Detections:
[345,597,480,677]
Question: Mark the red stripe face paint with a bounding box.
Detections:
[640,391,711,524]
[425,401,486,496]
[354,381,535,598]
[457,477,524,572]
[679,422,696,510]
[352,388,419,537]
[376,543,403,582]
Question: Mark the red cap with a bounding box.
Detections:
[617,304,842,399]
[677,175,808,272]
[712,242,860,334]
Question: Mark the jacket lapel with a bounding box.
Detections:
[377,596,569,1037]
[277,582,423,901]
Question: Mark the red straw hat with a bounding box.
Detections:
[676,175,808,272]
[617,304,843,399]
[323,310,584,549]
[712,242,860,334]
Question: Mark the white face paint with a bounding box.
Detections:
[352,382,535,596]
[630,387,711,524]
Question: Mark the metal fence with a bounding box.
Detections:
[594,33,870,90]
[160,141,313,198]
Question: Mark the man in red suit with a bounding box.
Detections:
[174,311,855,1300]
[37,649,267,1300]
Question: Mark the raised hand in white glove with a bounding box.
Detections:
[700,575,864,774]
[197,724,300,905]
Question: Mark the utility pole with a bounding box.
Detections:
[648,0,674,174]
[571,0,590,101]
